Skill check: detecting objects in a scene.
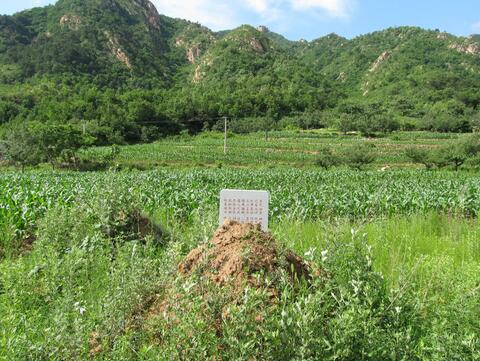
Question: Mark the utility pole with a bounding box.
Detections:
[224,116,228,155]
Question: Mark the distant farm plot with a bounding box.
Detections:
[90,130,462,169]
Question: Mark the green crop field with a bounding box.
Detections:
[88,130,464,169]
[1,163,480,359]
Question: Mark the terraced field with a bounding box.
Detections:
[89,130,462,168]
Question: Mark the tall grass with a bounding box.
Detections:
[1,201,479,359]
[275,213,480,286]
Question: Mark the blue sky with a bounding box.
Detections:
[2,0,480,40]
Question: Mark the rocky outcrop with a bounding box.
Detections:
[336,72,346,82]
[59,14,81,30]
[131,0,161,30]
[192,57,213,83]
[105,32,132,69]
[436,33,448,40]
[369,51,390,72]
[250,38,266,53]
[175,38,184,47]
[362,81,369,96]
[449,42,480,55]
[175,38,205,63]
[256,25,269,33]
[187,46,202,63]
[193,65,204,83]
[174,24,216,64]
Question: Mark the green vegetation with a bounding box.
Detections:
[1,129,479,360]
[1,0,480,142]
[1,170,480,359]
[3,167,480,254]
[406,133,480,170]
[1,1,480,359]
[0,121,90,169]
[314,143,376,170]
[71,130,469,170]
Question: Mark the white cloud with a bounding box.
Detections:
[244,0,285,23]
[151,0,238,29]
[32,0,49,5]
[150,0,355,32]
[246,0,270,13]
[291,0,354,18]
[473,21,480,33]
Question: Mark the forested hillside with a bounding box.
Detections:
[1,0,479,144]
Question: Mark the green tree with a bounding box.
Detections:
[434,135,480,171]
[0,124,43,170]
[405,147,435,170]
[315,147,342,170]
[0,122,89,169]
[33,123,89,167]
[471,113,480,133]
[343,144,376,170]
[336,114,356,135]
[377,114,400,134]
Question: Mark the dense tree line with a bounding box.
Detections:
[1,81,480,146]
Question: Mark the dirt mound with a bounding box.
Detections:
[108,209,165,245]
[179,220,311,289]
[109,220,317,355]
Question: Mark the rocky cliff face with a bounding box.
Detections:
[59,14,82,30]
[105,31,132,68]
[369,51,391,72]
[133,0,161,30]
[173,23,216,64]
[256,25,269,33]
[449,42,480,55]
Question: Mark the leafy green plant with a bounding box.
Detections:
[406,147,436,170]
[315,147,342,169]
[343,144,376,170]
[0,122,90,169]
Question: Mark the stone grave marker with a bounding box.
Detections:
[219,189,269,231]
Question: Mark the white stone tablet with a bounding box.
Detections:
[219,189,270,231]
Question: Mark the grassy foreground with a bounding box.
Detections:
[1,169,479,359]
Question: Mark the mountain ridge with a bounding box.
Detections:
[0,0,479,141]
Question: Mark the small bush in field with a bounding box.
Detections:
[407,134,480,170]
[406,147,436,169]
[315,147,342,169]
[343,144,376,170]
[0,122,90,169]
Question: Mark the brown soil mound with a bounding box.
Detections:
[113,221,316,353]
[179,220,311,289]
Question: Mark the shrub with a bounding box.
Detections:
[0,124,44,170]
[406,135,480,171]
[343,144,376,170]
[433,135,480,171]
[315,147,342,169]
[336,113,356,135]
[77,145,121,171]
[406,147,436,170]
[0,121,90,169]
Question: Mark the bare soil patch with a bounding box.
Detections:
[179,220,311,288]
